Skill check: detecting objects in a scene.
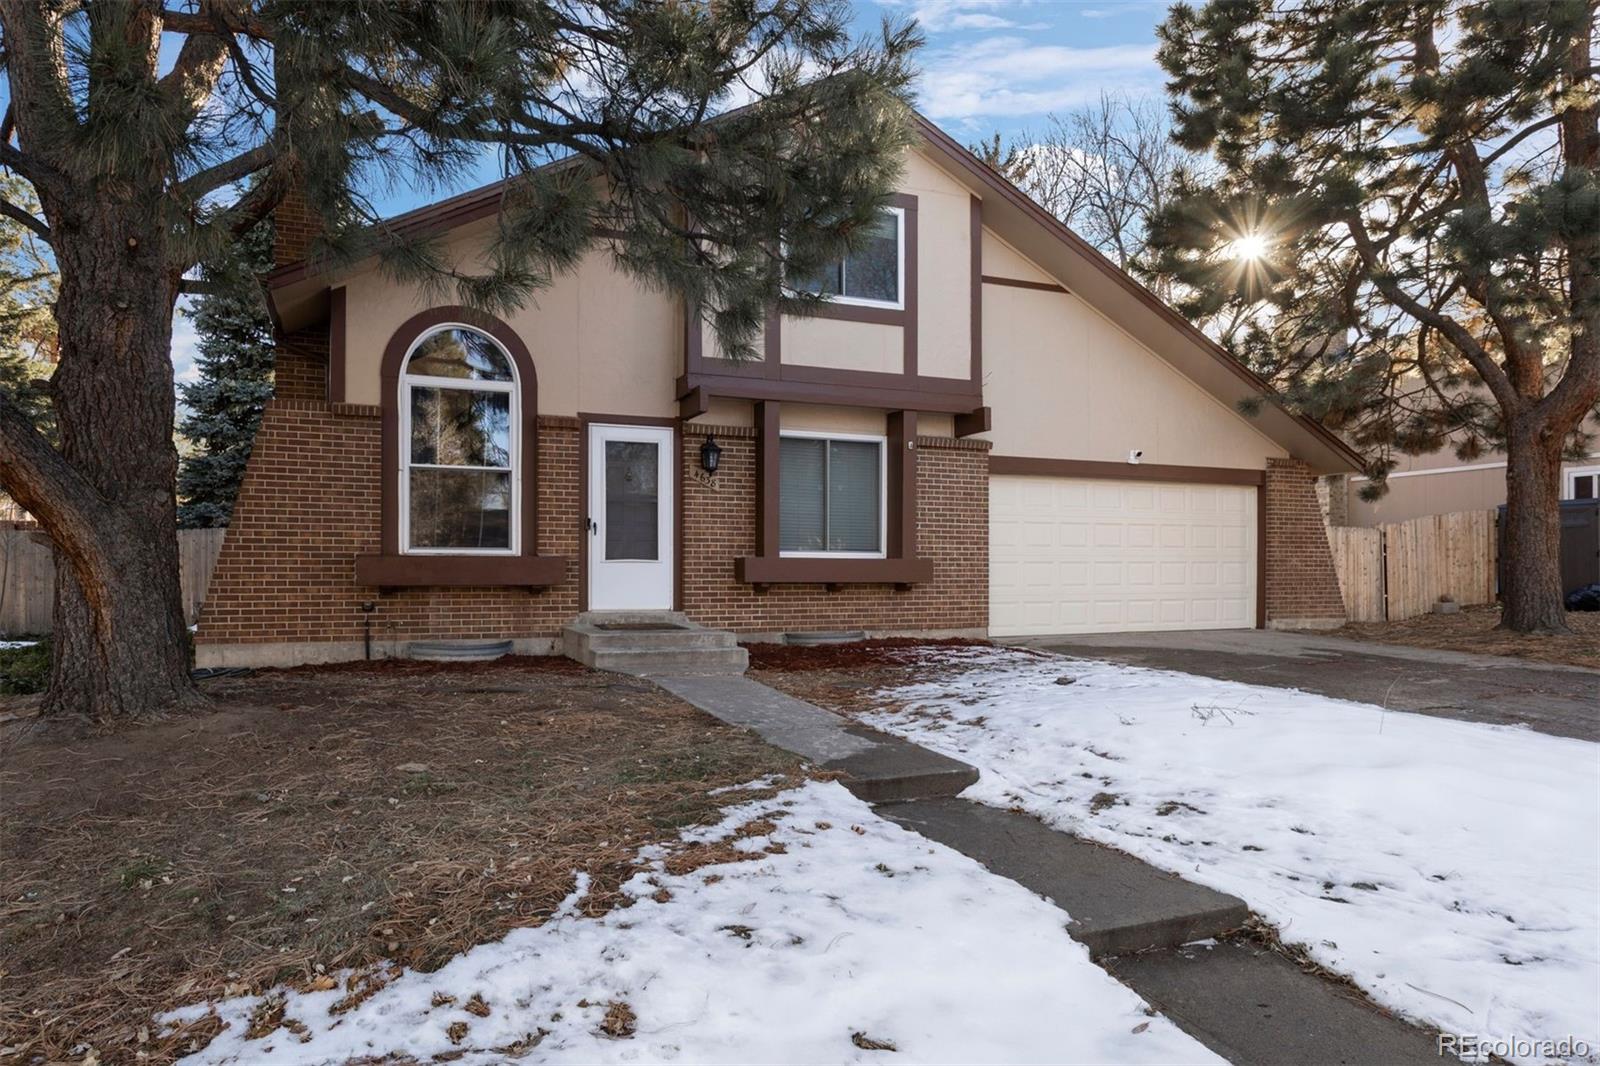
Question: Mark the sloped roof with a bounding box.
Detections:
[266,110,1363,473]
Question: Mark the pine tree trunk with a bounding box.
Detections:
[1498,427,1570,635]
[38,205,200,718]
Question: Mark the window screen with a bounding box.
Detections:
[779,437,882,553]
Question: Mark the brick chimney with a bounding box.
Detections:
[273,181,320,267]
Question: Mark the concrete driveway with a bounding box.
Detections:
[1007,629,1600,742]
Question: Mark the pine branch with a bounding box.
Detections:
[177,143,276,202]
[0,388,107,565]
[0,195,50,244]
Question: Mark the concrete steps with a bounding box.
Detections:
[562,612,747,676]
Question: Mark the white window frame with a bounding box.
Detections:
[777,430,888,559]
[790,206,906,311]
[398,324,521,556]
[1565,463,1600,499]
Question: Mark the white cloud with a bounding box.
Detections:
[914,37,1162,122]
[903,0,1031,32]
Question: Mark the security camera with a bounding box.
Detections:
[1128,449,1144,465]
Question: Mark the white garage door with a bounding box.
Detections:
[990,476,1257,637]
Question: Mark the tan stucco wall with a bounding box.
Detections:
[1347,466,1508,526]
[1345,453,1600,525]
[779,149,973,381]
[983,230,1055,285]
[977,235,1287,469]
[781,317,901,373]
[904,151,973,382]
[339,228,681,418]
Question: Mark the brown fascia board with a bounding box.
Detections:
[911,115,1365,475]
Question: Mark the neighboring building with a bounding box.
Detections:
[1336,443,1600,527]
[193,112,1361,669]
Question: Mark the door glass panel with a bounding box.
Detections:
[605,440,659,560]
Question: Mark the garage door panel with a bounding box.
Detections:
[990,475,1258,637]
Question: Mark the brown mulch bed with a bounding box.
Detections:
[747,638,1008,718]
[0,658,801,1065]
[1327,605,1600,670]
[742,637,990,673]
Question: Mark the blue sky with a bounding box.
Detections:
[867,0,1171,139]
[174,1,1173,385]
[352,0,1172,218]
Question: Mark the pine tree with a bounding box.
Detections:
[0,174,54,444]
[1148,0,1600,634]
[177,225,275,529]
[0,1,919,718]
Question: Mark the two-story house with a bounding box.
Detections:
[194,112,1359,668]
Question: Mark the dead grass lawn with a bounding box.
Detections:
[0,657,801,1065]
[1327,605,1600,670]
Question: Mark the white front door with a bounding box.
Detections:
[587,423,674,611]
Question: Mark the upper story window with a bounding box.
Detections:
[792,207,904,309]
[400,326,519,554]
[778,432,885,556]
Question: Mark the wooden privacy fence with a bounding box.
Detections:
[0,528,226,637]
[1327,510,1498,623]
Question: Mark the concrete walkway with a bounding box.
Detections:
[653,675,978,802]
[1011,629,1600,741]
[655,670,1454,1064]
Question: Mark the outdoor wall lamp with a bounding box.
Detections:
[700,434,722,474]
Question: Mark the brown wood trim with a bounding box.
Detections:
[989,455,1267,486]
[684,299,703,377]
[735,555,935,585]
[982,274,1069,294]
[1256,482,1267,628]
[326,286,347,404]
[576,415,682,613]
[681,374,982,414]
[678,386,710,420]
[576,412,678,428]
[755,401,781,556]
[902,195,918,378]
[354,553,566,588]
[379,306,541,560]
[763,303,781,375]
[970,194,983,384]
[804,301,905,327]
[954,406,991,437]
[888,411,918,557]
[687,361,979,396]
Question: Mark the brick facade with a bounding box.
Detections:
[196,343,583,663]
[196,350,988,665]
[679,427,988,634]
[1264,457,1347,627]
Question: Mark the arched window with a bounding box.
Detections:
[399,325,519,553]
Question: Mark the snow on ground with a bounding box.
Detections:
[170,779,1216,1066]
[0,640,37,649]
[863,647,1600,1064]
